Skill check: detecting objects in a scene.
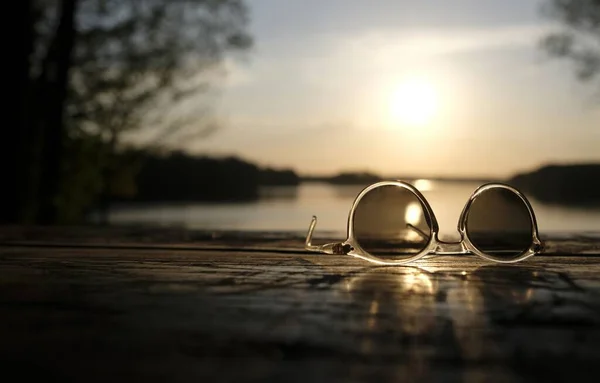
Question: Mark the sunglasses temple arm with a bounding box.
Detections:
[406,223,430,241]
[305,216,344,255]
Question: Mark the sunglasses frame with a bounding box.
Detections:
[305,180,543,265]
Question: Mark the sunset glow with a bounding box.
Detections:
[199,0,600,178]
[388,78,439,127]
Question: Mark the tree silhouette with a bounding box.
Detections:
[541,0,600,91]
[70,0,251,147]
[4,0,252,224]
[68,0,252,223]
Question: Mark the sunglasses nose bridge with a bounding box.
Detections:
[434,237,468,255]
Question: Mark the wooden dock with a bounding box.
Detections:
[1,227,600,382]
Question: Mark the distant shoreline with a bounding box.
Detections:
[112,150,600,206]
[508,164,600,206]
[304,164,600,206]
[301,175,496,185]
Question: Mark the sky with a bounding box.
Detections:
[191,0,600,178]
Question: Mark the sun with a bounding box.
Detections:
[388,78,438,127]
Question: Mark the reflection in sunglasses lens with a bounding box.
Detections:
[466,188,532,259]
[353,185,431,259]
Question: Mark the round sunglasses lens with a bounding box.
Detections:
[353,185,431,259]
[466,188,532,259]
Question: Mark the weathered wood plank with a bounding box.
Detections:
[1,231,600,382]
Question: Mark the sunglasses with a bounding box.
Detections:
[305,181,543,264]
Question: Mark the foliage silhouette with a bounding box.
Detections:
[4,0,252,224]
[113,150,299,203]
[541,0,600,91]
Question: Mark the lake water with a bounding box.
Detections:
[107,181,600,239]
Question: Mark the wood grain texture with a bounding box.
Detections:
[1,228,600,382]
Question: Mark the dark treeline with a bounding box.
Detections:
[303,172,494,184]
[509,164,600,205]
[303,172,382,185]
[129,151,299,203]
[260,168,300,186]
[301,165,600,206]
[322,172,382,185]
